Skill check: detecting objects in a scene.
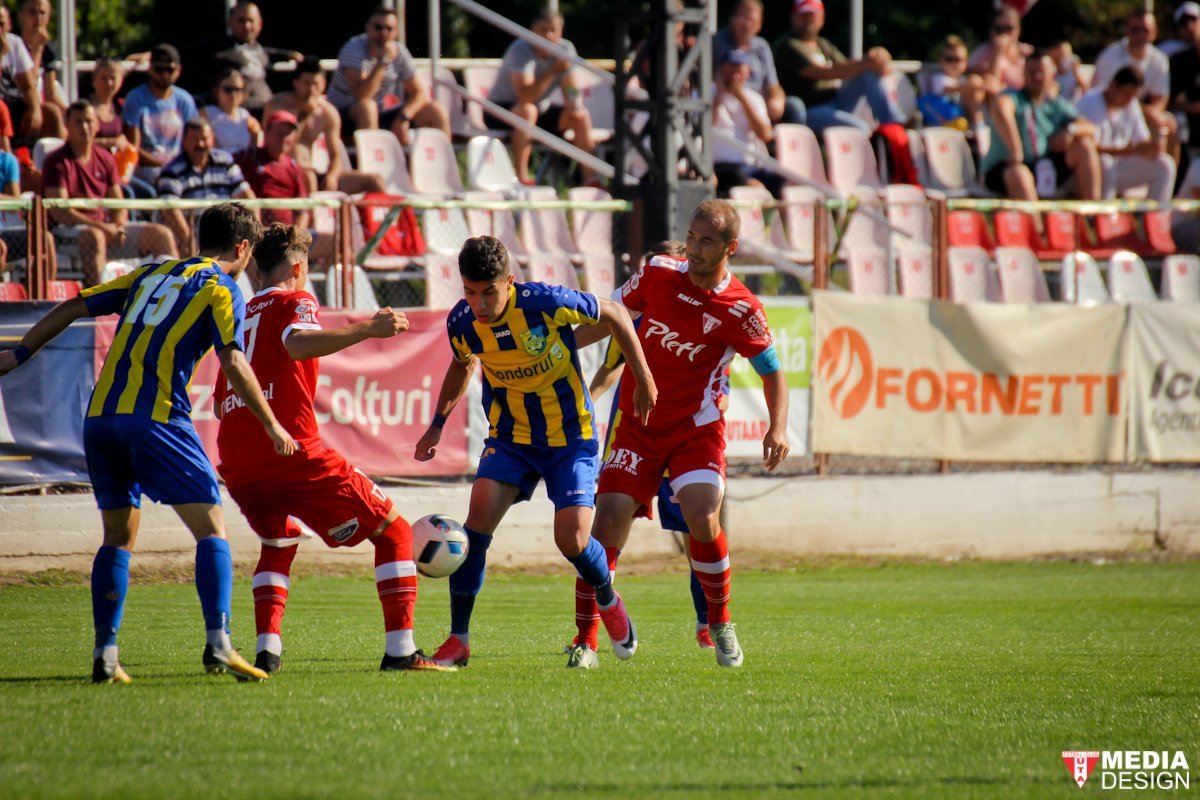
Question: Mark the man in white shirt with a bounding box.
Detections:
[1092,11,1178,162]
[1076,66,1175,204]
[712,48,780,196]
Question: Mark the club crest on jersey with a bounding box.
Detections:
[702,313,721,334]
[327,518,360,544]
[519,324,549,355]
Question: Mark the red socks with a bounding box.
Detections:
[688,530,732,625]
[252,539,300,652]
[373,516,417,651]
[574,547,619,650]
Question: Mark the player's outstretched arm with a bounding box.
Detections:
[760,367,790,471]
[284,308,409,361]
[588,361,621,400]
[574,320,612,350]
[0,296,90,377]
[217,344,298,457]
[414,356,476,462]
[597,298,656,424]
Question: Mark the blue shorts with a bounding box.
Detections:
[476,436,599,511]
[84,415,222,510]
[656,477,688,532]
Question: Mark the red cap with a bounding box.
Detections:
[793,0,824,13]
[265,110,299,129]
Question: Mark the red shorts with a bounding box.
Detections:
[226,449,393,549]
[597,411,726,518]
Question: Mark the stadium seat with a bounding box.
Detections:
[947,209,995,252]
[1107,250,1157,303]
[729,185,788,263]
[846,249,891,295]
[46,279,82,300]
[772,124,833,191]
[465,136,520,193]
[422,251,465,309]
[780,185,829,264]
[1143,210,1175,257]
[907,129,930,188]
[0,281,28,301]
[98,261,134,284]
[884,184,932,251]
[993,246,1051,303]
[408,128,466,197]
[567,186,616,296]
[921,127,990,198]
[418,63,481,140]
[884,71,918,122]
[1059,251,1111,305]
[1045,210,1099,257]
[520,186,583,263]
[571,68,614,144]
[464,189,529,268]
[32,137,64,171]
[947,246,1001,303]
[994,210,1066,260]
[461,64,508,139]
[354,129,420,196]
[1161,255,1200,301]
[421,206,472,254]
[824,126,884,196]
[895,243,933,299]
[325,263,380,310]
[525,252,582,289]
[1093,212,1148,257]
[310,132,331,175]
[838,186,890,260]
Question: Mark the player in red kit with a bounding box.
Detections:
[573,199,790,667]
[216,223,455,674]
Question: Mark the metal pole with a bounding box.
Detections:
[429,0,440,82]
[850,0,863,59]
[57,0,78,102]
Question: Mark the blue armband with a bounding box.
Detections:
[749,345,781,376]
[12,345,32,365]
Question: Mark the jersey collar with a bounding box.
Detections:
[253,286,283,298]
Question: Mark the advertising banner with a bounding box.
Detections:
[1127,303,1200,461]
[812,293,1126,462]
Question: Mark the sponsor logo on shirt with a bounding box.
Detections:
[702,313,721,334]
[676,293,702,306]
[327,518,360,544]
[741,309,771,342]
[603,447,644,475]
[643,318,706,362]
[495,329,511,338]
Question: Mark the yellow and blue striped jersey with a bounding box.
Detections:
[447,282,600,446]
[81,257,245,424]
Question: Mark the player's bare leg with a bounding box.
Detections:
[432,478,520,666]
[174,503,268,682]
[91,506,140,684]
[677,483,741,667]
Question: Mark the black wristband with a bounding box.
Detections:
[12,344,32,365]
[431,412,447,429]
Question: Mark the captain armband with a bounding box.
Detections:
[749,345,781,376]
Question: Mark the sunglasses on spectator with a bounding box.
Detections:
[991,24,1014,34]
[1129,26,1150,33]
[942,54,964,62]
[219,85,245,94]
[151,63,177,73]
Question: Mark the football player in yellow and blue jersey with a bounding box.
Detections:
[415,235,656,669]
[0,203,296,685]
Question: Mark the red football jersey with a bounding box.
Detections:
[216,287,324,486]
[615,256,773,430]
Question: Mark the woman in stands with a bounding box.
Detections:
[88,57,154,199]
[202,68,260,155]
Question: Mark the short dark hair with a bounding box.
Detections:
[692,199,739,243]
[458,236,510,283]
[65,99,92,119]
[295,57,323,76]
[184,117,212,136]
[198,202,263,254]
[212,67,245,90]
[532,5,563,26]
[645,240,686,261]
[1111,65,1145,88]
[150,43,181,65]
[254,223,313,275]
[368,6,397,20]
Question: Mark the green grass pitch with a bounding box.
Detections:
[1,561,1197,799]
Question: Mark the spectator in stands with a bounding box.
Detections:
[201,68,261,154]
[918,35,974,130]
[156,117,255,253]
[122,44,199,190]
[1093,11,1178,163]
[0,14,41,143]
[0,99,11,152]
[184,1,302,115]
[326,7,450,145]
[772,0,905,135]
[1049,40,1089,102]
[980,51,1101,201]
[15,0,63,139]
[1077,66,1176,204]
[967,7,1033,93]
[43,101,178,286]
[1170,13,1200,154]
[236,110,309,229]
[88,57,152,199]
[713,0,800,125]
[1159,2,1199,58]
[485,6,599,186]
[712,48,779,197]
[264,59,385,195]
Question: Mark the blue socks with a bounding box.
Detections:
[568,537,615,607]
[448,527,492,636]
[195,537,233,634]
[91,546,130,650]
[689,568,708,626]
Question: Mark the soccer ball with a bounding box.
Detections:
[411,515,470,578]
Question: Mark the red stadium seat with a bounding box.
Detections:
[1093,212,1148,257]
[1043,211,1093,259]
[46,280,82,301]
[0,281,28,301]
[1144,211,1176,257]
[994,210,1066,260]
[947,210,995,252]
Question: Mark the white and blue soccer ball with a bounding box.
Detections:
[411,515,469,578]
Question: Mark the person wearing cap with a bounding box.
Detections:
[122,43,199,188]
[713,47,780,197]
[156,117,256,253]
[1094,11,1178,163]
[712,0,802,124]
[1159,2,1200,58]
[236,110,309,230]
[771,0,904,135]
[325,6,450,145]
